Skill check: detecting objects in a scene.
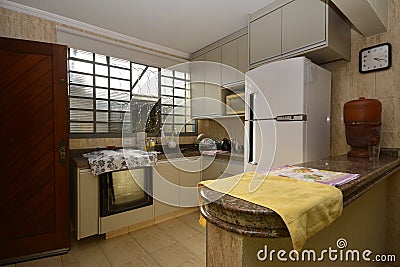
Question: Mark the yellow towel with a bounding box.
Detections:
[198,172,343,251]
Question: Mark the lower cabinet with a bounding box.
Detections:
[201,156,244,180]
[154,157,202,217]
[71,169,99,240]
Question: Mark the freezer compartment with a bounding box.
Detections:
[244,120,306,172]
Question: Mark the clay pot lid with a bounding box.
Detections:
[343,97,382,123]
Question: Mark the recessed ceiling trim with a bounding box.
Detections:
[0,0,190,60]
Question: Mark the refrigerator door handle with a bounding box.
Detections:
[248,92,256,164]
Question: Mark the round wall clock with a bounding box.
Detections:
[359,43,392,73]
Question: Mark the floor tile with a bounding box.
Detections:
[177,212,206,233]
[97,233,159,267]
[130,224,178,253]
[61,236,111,267]
[151,243,201,267]
[156,217,200,244]
[180,231,206,259]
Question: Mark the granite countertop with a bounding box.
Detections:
[69,146,244,170]
[199,149,400,238]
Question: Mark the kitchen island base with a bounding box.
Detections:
[206,178,391,267]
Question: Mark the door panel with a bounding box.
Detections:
[0,37,69,262]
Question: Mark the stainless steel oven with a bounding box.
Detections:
[99,167,152,217]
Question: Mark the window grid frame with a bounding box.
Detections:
[68,48,196,137]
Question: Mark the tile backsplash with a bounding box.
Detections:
[322,0,400,156]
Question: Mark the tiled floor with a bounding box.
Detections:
[6,212,206,267]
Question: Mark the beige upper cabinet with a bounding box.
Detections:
[237,34,248,78]
[204,47,222,86]
[190,54,205,117]
[249,8,282,66]
[249,0,350,67]
[281,0,326,53]
[221,39,238,85]
[222,33,249,85]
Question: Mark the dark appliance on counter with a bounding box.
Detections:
[99,168,152,217]
[344,97,382,158]
[221,138,232,151]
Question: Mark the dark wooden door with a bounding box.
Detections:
[0,37,70,263]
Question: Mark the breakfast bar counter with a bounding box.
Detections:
[199,149,400,266]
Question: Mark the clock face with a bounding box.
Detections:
[359,43,392,73]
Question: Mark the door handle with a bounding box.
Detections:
[58,139,67,165]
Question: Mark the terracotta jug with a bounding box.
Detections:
[343,97,382,158]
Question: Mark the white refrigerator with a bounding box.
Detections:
[244,57,331,172]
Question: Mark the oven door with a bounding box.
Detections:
[99,167,152,217]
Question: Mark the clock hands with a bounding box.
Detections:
[373,57,386,62]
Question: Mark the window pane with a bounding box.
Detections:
[69,85,93,98]
[95,54,107,64]
[69,60,93,74]
[161,86,173,96]
[161,69,173,77]
[175,89,186,97]
[110,57,130,68]
[70,122,93,133]
[96,112,108,122]
[96,100,108,110]
[174,107,185,115]
[161,96,173,105]
[162,124,173,133]
[96,123,109,132]
[174,98,186,106]
[161,105,173,115]
[95,64,108,76]
[95,76,108,87]
[70,73,93,86]
[110,101,129,111]
[161,77,173,86]
[96,88,108,99]
[70,110,93,121]
[70,97,93,109]
[110,90,130,101]
[110,67,130,79]
[110,78,130,90]
[70,48,92,61]
[174,79,185,88]
[175,71,185,79]
[174,116,187,124]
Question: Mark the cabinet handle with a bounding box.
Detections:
[59,139,67,165]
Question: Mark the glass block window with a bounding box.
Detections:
[68,48,195,136]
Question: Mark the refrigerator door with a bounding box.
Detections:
[246,57,307,120]
[245,120,305,172]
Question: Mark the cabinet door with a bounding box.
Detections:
[237,34,248,79]
[201,157,222,180]
[180,170,201,208]
[221,39,238,85]
[77,170,99,240]
[249,8,282,65]
[0,37,70,261]
[154,163,180,216]
[191,54,205,117]
[282,0,326,53]
[204,47,222,85]
[204,83,223,115]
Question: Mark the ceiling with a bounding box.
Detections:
[7,0,276,54]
